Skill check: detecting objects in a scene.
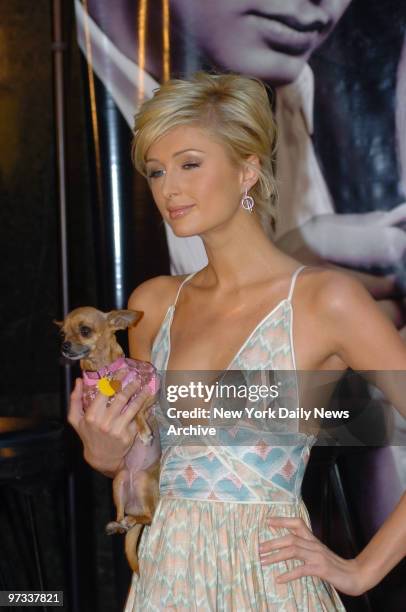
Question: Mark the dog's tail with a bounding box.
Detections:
[125,523,145,574]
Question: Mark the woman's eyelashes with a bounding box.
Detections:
[147,161,201,179]
[182,162,201,170]
[147,169,164,179]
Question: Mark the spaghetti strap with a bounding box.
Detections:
[173,271,199,307]
[287,265,306,302]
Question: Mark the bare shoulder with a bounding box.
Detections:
[293,266,384,369]
[305,267,374,315]
[295,264,380,332]
[302,268,406,371]
[127,274,189,360]
[128,274,185,311]
[305,266,386,346]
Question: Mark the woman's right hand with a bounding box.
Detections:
[67,376,155,475]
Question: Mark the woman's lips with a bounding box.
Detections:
[168,205,195,220]
[246,12,326,55]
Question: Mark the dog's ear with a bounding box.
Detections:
[53,319,64,328]
[106,309,143,331]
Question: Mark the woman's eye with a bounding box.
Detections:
[147,162,200,179]
[147,169,164,179]
[182,162,200,170]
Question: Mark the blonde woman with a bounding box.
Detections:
[68,72,406,610]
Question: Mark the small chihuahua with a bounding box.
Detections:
[56,306,161,574]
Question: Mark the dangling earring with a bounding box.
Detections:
[241,187,255,213]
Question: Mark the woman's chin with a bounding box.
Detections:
[170,226,201,238]
[166,216,203,238]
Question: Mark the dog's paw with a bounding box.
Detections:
[105,520,128,535]
[105,515,140,535]
[139,431,154,446]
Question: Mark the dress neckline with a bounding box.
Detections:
[156,297,291,373]
[152,265,305,372]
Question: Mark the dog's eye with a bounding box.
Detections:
[79,325,92,338]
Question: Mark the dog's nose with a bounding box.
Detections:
[62,341,71,351]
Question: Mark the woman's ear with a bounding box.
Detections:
[240,154,260,191]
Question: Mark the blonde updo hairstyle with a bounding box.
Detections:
[132,71,278,235]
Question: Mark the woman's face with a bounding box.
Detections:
[145,125,253,238]
[171,0,351,85]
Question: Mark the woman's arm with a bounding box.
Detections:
[68,376,152,476]
[67,275,173,477]
[259,491,406,595]
[127,274,180,360]
[316,270,406,417]
[355,490,406,590]
[259,270,406,591]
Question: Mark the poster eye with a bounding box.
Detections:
[80,325,92,338]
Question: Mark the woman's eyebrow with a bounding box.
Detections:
[173,148,205,157]
[145,148,205,163]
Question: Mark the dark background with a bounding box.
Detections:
[0,2,118,611]
[0,2,166,610]
[0,0,96,413]
[310,0,405,215]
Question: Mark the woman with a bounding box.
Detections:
[69,72,406,610]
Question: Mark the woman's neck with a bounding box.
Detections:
[199,219,293,290]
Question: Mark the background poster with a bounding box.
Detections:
[75,1,406,607]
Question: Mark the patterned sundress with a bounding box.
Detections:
[123,265,345,611]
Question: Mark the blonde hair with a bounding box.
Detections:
[132,71,278,235]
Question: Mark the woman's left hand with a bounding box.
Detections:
[259,516,367,596]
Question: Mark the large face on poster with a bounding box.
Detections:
[84,0,350,81]
[169,0,351,83]
[76,0,406,315]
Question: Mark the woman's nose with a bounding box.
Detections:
[161,171,180,199]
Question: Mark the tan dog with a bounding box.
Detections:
[56,307,161,573]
